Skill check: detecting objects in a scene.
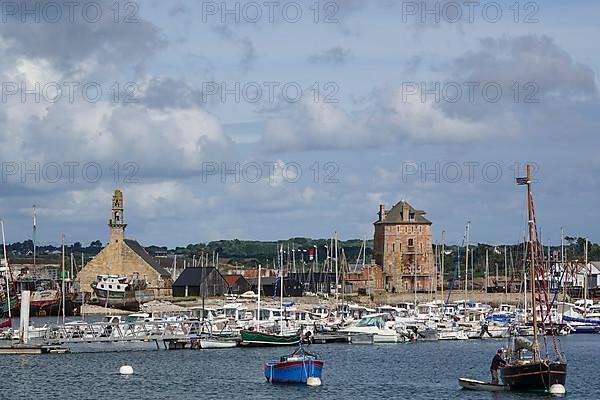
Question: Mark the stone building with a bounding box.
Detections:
[346,263,384,293]
[77,190,173,297]
[373,201,434,293]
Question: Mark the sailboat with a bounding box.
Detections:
[240,248,301,347]
[500,165,567,392]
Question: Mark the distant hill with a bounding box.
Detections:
[5,236,597,280]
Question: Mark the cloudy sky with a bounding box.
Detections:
[0,0,598,248]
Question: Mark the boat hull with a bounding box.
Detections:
[199,339,237,349]
[501,361,567,391]
[264,358,323,384]
[240,330,300,347]
[459,378,510,392]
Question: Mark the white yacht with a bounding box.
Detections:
[340,313,401,343]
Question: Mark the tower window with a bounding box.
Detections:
[408,239,414,247]
[409,212,415,221]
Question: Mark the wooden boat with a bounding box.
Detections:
[240,329,300,347]
[264,345,323,384]
[199,337,237,349]
[91,274,154,311]
[0,296,17,317]
[500,166,568,392]
[30,289,61,316]
[502,359,567,391]
[458,378,510,391]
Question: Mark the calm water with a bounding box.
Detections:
[0,321,598,399]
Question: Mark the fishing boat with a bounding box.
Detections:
[91,274,154,311]
[240,329,300,346]
[0,292,17,317]
[29,286,61,316]
[500,165,567,392]
[458,378,510,391]
[264,344,323,384]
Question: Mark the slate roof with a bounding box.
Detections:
[124,239,171,277]
[224,274,244,286]
[173,267,222,287]
[374,201,431,225]
[246,276,299,286]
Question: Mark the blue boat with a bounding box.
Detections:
[264,345,323,384]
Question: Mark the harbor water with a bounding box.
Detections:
[0,324,597,399]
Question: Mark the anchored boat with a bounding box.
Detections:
[240,329,300,346]
[264,344,323,384]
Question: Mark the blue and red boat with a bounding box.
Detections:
[264,345,323,384]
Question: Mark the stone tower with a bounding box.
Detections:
[109,189,127,243]
[373,201,434,293]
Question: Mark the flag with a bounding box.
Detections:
[516,177,528,185]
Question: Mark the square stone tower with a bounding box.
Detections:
[373,201,434,293]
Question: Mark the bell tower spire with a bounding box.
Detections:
[109,189,126,243]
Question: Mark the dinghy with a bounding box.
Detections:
[199,338,237,349]
[458,378,510,392]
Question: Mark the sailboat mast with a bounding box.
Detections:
[334,233,339,306]
[485,249,489,294]
[61,234,66,324]
[257,263,261,324]
[279,245,283,312]
[32,205,36,268]
[504,246,508,297]
[584,238,588,311]
[464,222,470,298]
[525,164,539,358]
[1,221,11,319]
[441,230,445,303]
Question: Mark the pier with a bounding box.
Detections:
[40,319,204,347]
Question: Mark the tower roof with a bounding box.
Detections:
[374,201,431,225]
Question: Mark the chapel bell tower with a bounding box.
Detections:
[109,189,127,243]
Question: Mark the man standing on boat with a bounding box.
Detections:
[490,349,506,384]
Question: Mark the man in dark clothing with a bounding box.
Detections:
[479,322,491,338]
[490,349,507,384]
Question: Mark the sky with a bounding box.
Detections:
[0,0,598,248]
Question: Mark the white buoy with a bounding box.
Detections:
[306,377,322,387]
[549,384,566,395]
[119,365,134,375]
